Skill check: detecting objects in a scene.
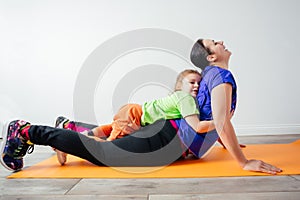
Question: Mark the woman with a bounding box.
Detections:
[191,39,281,174]
[0,38,282,175]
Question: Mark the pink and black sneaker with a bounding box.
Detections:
[54,116,70,129]
[0,120,34,171]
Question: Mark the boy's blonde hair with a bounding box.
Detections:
[174,69,201,91]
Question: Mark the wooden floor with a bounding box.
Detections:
[1,134,300,200]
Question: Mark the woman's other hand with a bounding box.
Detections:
[243,159,282,175]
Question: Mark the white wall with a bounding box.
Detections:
[0,0,299,135]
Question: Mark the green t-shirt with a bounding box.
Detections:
[141,91,199,126]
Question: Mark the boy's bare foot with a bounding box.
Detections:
[56,150,67,165]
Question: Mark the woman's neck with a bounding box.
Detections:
[210,62,229,69]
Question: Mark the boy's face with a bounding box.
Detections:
[181,73,201,97]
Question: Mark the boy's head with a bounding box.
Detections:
[175,69,201,97]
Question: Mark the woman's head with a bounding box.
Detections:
[190,39,231,70]
[174,69,201,97]
[190,39,210,70]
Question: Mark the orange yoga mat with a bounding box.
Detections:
[8,140,300,179]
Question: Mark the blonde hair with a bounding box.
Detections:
[174,69,201,91]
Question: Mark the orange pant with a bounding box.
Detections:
[93,104,143,141]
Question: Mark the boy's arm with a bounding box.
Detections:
[184,115,215,133]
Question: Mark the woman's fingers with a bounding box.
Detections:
[243,159,282,175]
[261,161,282,174]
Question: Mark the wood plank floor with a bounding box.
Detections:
[1,134,300,200]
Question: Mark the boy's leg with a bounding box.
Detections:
[91,124,112,138]
[55,116,98,133]
[108,104,142,141]
[72,121,98,133]
[55,116,113,138]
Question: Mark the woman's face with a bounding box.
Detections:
[202,39,231,62]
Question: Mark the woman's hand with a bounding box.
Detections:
[243,159,282,175]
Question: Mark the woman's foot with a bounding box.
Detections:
[0,120,34,171]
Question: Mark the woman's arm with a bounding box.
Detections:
[217,110,246,148]
[184,115,215,133]
[211,83,282,174]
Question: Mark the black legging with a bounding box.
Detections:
[28,120,184,166]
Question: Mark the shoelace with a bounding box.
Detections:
[12,140,34,158]
[27,145,34,154]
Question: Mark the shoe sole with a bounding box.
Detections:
[0,121,16,171]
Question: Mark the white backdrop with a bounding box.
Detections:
[0,0,299,135]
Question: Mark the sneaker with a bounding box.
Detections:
[0,120,34,171]
[55,116,70,129]
[1,154,23,171]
